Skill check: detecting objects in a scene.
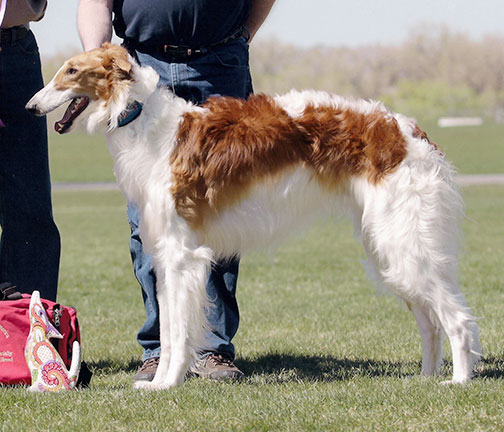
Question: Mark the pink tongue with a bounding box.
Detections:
[54,97,89,134]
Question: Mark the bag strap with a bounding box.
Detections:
[0,282,22,301]
[51,304,62,354]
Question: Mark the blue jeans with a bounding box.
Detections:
[129,37,253,361]
[0,31,60,301]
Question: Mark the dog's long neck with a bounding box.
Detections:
[107,61,160,130]
[104,64,199,206]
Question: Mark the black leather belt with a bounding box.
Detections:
[0,25,29,44]
[161,26,249,58]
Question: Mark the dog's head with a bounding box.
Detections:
[26,43,158,133]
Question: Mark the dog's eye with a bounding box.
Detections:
[66,68,78,75]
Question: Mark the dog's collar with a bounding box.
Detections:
[117,100,143,127]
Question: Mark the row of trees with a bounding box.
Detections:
[250,26,504,122]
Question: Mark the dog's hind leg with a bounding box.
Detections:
[410,303,443,376]
[365,235,480,383]
[359,232,445,378]
[353,164,480,383]
[430,290,481,384]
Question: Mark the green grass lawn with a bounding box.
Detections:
[426,122,504,175]
[48,132,115,183]
[1,185,503,431]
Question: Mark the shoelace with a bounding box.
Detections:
[206,354,233,367]
[140,357,160,370]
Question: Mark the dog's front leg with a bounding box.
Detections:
[133,264,172,390]
[164,245,212,388]
[135,241,212,390]
[163,269,193,388]
[152,271,174,384]
[134,257,184,390]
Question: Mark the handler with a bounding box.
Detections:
[77,0,275,381]
[0,0,61,302]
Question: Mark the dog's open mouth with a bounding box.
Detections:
[54,96,90,134]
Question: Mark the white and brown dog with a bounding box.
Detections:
[27,43,481,389]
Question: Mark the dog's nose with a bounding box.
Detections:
[25,103,41,116]
[26,106,38,115]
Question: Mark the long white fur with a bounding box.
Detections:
[26,52,481,389]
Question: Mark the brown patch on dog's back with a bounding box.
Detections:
[170,95,309,226]
[296,105,407,185]
[170,95,408,228]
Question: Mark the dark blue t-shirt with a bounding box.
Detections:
[113,0,251,48]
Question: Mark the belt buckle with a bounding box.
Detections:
[163,44,202,58]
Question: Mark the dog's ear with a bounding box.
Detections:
[113,53,132,75]
[101,43,132,76]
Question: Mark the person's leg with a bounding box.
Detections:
[127,204,160,360]
[175,38,253,365]
[129,54,175,380]
[0,32,60,302]
[132,39,252,380]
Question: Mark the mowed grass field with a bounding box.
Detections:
[1,122,504,431]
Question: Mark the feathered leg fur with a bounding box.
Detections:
[351,131,481,383]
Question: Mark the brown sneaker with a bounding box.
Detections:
[190,353,244,381]
[133,357,159,382]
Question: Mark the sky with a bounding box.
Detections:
[30,0,504,58]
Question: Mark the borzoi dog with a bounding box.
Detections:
[27,43,481,389]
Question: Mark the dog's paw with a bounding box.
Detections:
[133,380,157,390]
[133,380,179,391]
[440,377,471,386]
